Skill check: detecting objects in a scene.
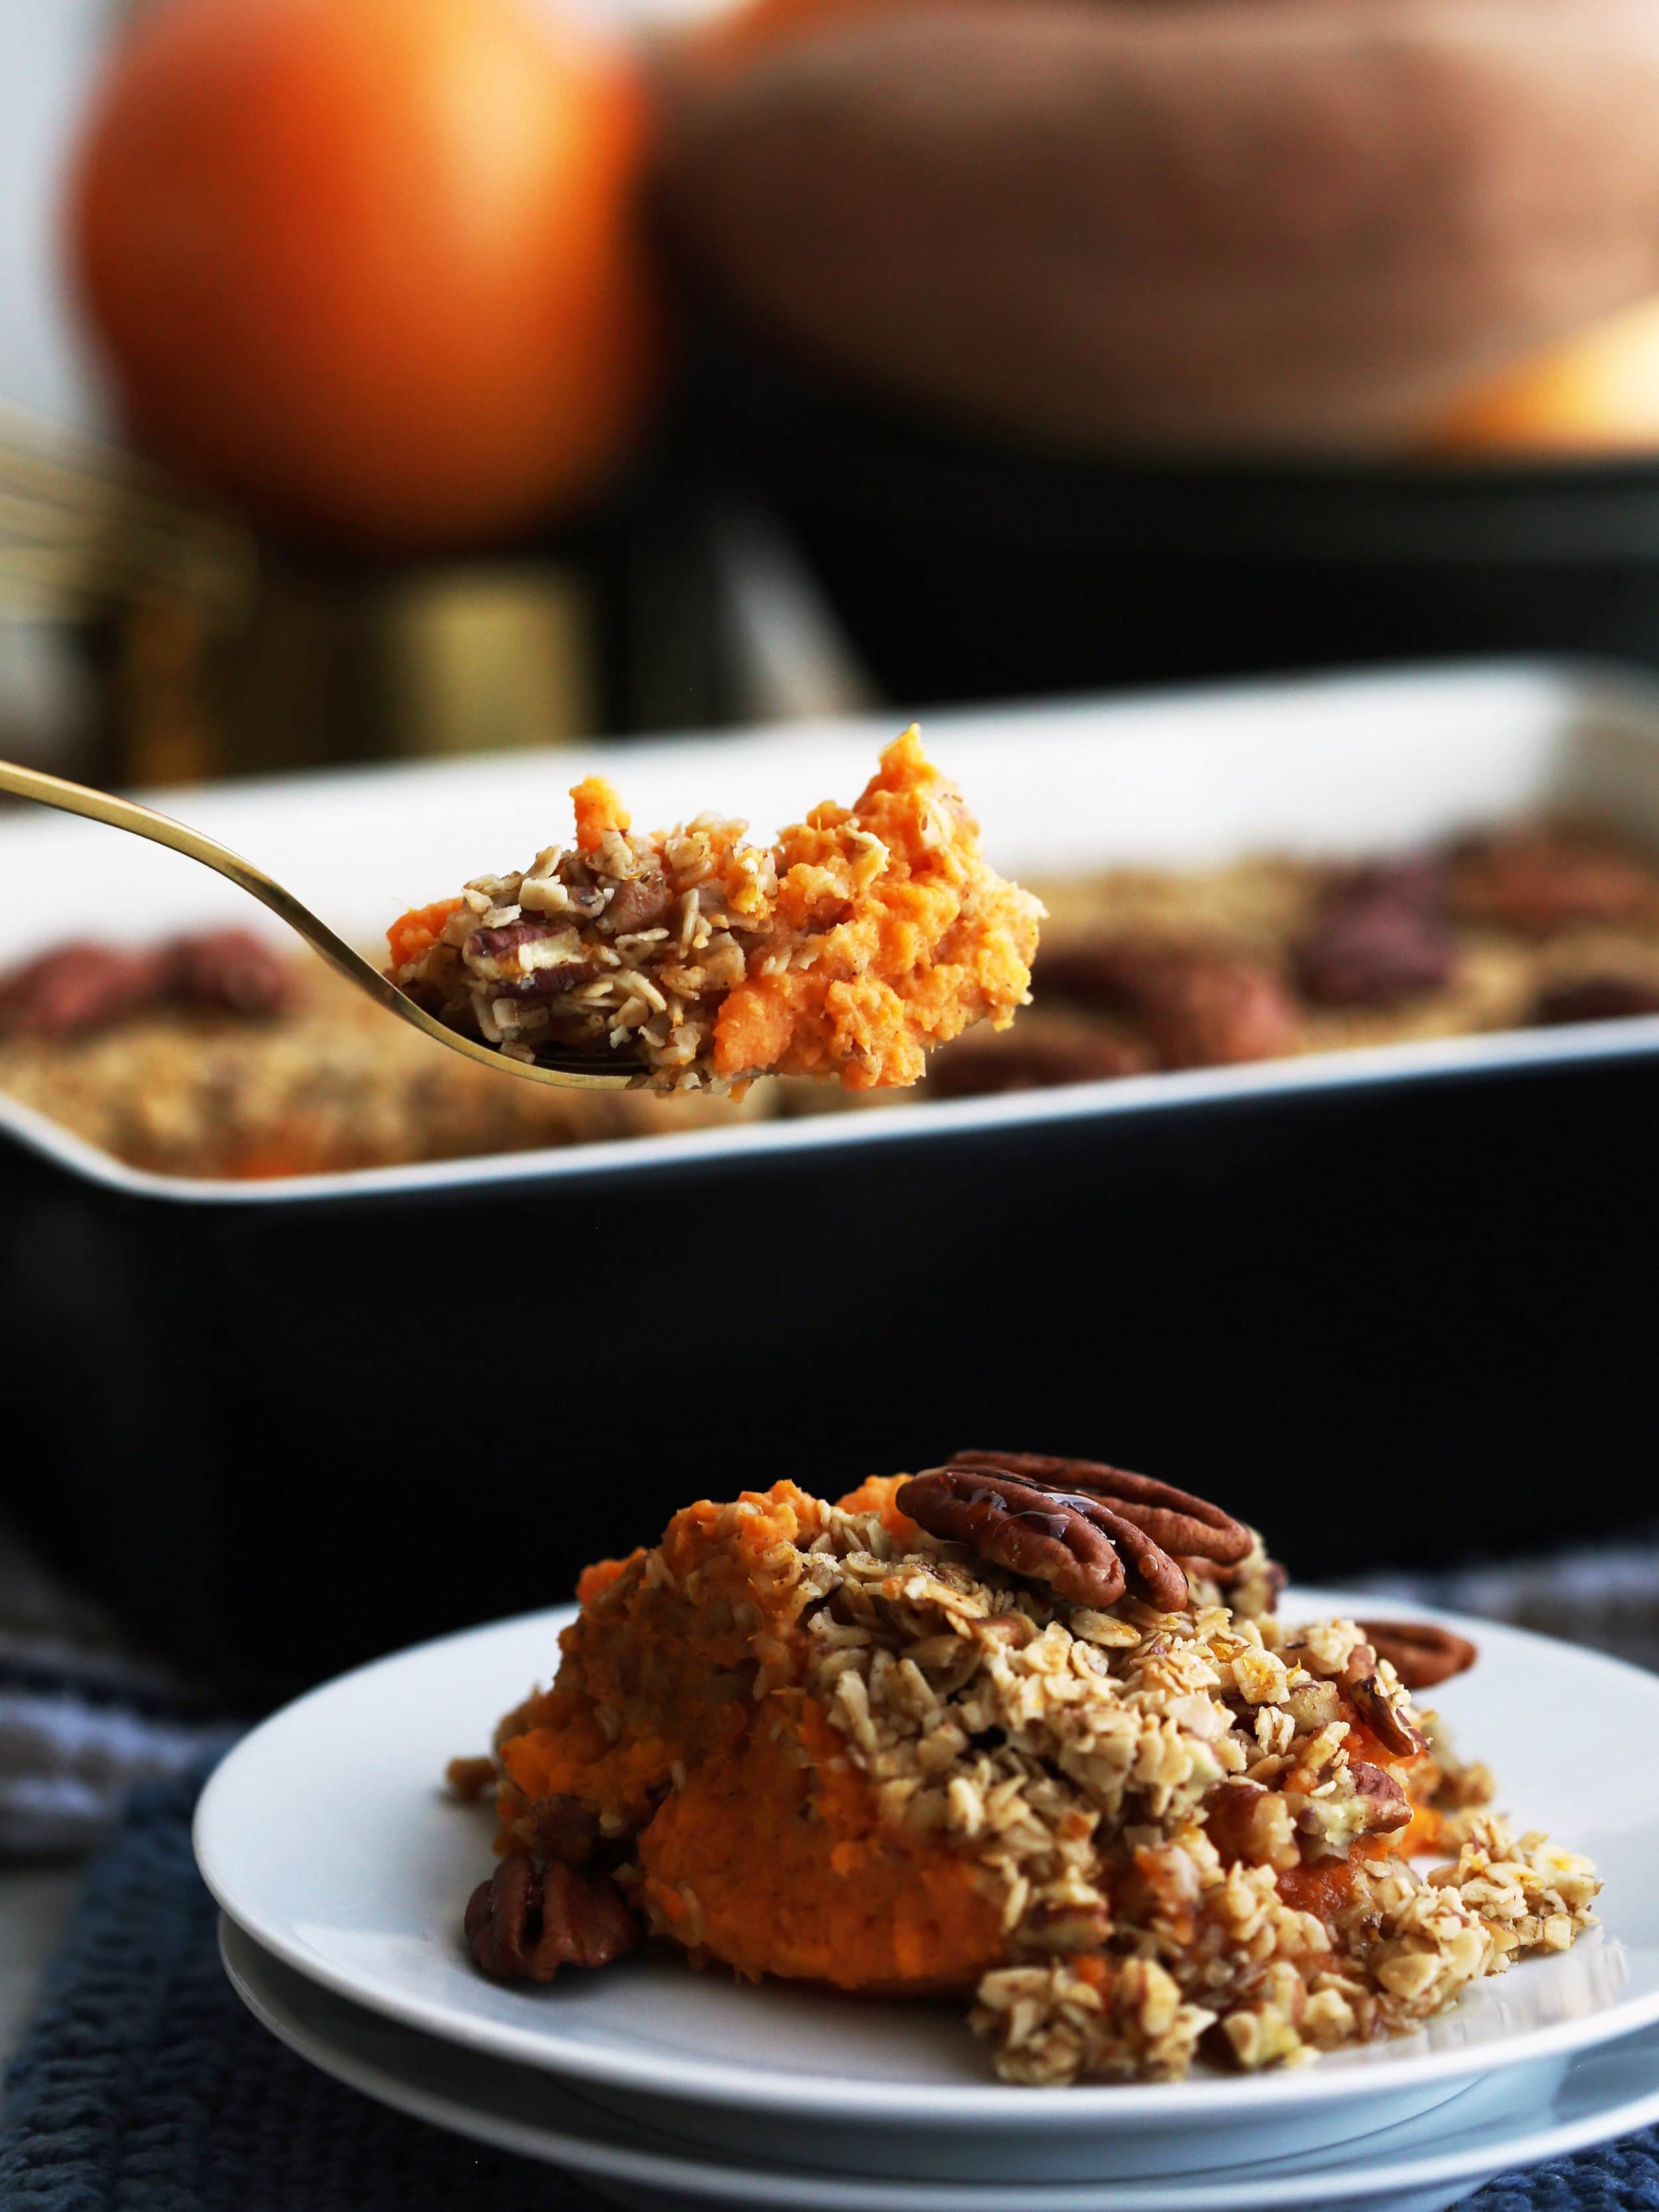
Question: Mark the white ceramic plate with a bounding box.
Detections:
[220,1913,1659,2212]
[195,1587,1659,2170]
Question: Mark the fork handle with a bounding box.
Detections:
[0,752,394,993]
[0,756,634,1090]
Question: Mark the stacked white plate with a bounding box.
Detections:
[196,1594,1659,2212]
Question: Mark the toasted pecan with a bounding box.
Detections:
[1348,1759,1412,1834]
[1532,975,1659,1027]
[601,866,676,936]
[1344,1670,1428,1760]
[1037,936,1296,1068]
[899,1451,1249,1613]
[1447,827,1659,937]
[0,942,169,1038]
[897,1466,1136,1608]
[1292,861,1453,1008]
[163,929,291,1017]
[464,1852,639,1982]
[924,1023,1153,1097]
[1355,1619,1477,1693]
[948,1452,1252,1567]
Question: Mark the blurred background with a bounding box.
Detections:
[15,0,1659,791]
[7,0,1659,1676]
[5,0,1659,2004]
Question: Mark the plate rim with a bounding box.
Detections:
[194,1586,1659,2126]
[218,1913,1659,2211]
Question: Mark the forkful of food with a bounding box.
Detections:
[0,728,1042,1093]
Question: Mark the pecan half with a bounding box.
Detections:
[899,1451,1248,1613]
[464,1852,538,1978]
[1355,1619,1477,1693]
[1533,975,1659,1027]
[0,942,169,1038]
[1037,936,1296,1068]
[1293,861,1453,1008]
[897,1466,1138,1608]
[164,929,291,1017]
[1447,827,1659,937]
[464,1852,639,1982]
[1348,1760,1412,1833]
[925,1023,1153,1098]
[948,1452,1252,1568]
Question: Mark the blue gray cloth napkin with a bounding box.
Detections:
[0,1768,586,2211]
[0,1511,232,1858]
[1,1765,1655,2210]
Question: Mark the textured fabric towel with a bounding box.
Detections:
[0,1511,232,1858]
[1,1767,1658,2211]
[0,1769,585,2211]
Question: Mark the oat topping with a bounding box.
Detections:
[457,1472,1597,2085]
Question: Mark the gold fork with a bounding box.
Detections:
[0,756,634,1089]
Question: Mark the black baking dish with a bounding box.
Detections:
[3,661,1658,1702]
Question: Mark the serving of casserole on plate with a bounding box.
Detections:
[194,1439,1659,2200]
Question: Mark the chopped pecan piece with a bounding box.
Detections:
[601,867,676,936]
[1355,1620,1477,1692]
[501,962,603,1001]
[467,918,574,966]
[1293,861,1453,1007]
[1037,935,1296,1068]
[465,918,599,998]
[464,1852,639,1982]
[1348,1760,1411,1834]
[1447,827,1659,937]
[1532,975,1659,1027]
[1344,1670,1428,1761]
[1181,1551,1287,1605]
[1205,1780,1301,1872]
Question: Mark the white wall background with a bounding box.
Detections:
[0,0,114,431]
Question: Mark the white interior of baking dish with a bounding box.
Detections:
[4,657,1659,1206]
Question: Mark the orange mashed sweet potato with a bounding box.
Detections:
[494,1478,1004,1993]
[709,730,1041,1089]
